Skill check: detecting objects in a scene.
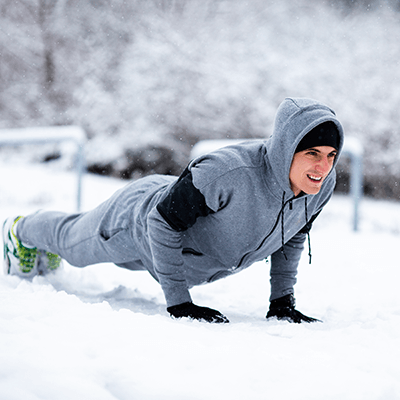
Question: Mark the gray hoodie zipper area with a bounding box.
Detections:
[236,193,297,270]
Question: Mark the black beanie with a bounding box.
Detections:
[295,121,340,153]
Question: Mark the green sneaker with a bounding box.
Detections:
[2,216,62,277]
[39,249,63,272]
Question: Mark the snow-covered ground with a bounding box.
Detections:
[1,159,400,400]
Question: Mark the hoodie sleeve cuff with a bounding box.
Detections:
[161,283,192,308]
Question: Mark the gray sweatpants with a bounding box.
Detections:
[17,186,141,269]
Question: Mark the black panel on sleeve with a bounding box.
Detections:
[156,167,214,231]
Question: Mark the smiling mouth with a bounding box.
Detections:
[307,174,322,182]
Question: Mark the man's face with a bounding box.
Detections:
[289,146,337,196]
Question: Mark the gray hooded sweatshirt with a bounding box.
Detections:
[19,98,344,309]
[143,97,345,307]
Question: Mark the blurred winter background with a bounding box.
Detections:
[1,0,400,198]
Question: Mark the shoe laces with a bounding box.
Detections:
[45,251,61,270]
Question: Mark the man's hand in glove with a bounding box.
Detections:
[167,302,229,323]
[266,294,321,323]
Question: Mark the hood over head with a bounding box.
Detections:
[266,97,344,196]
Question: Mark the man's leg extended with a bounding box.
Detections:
[15,193,138,268]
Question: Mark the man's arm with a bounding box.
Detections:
[147,167,228,322]
[147,206,192,307]
[267,211,323,323]
[269,231,306,301]
[270,208,322,300]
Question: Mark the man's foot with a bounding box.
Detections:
[3,216,62,277]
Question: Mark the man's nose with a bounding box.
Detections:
[316,157,331,174]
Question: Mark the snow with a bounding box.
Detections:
[1,160,400,400]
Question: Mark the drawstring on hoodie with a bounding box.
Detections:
[280,193,313,264]
[305,197,312,264]
[280,192,288,261]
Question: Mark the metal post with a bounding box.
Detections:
[0,126,86,211]
[75,141,86,212]
[342,137,363,232]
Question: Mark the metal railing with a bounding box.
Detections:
[0,126,86,211]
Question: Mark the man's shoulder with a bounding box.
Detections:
[189,140,267,183]
[188,142,275,213]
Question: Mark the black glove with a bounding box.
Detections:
[266,294,321,323]
[167,302,229,323]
